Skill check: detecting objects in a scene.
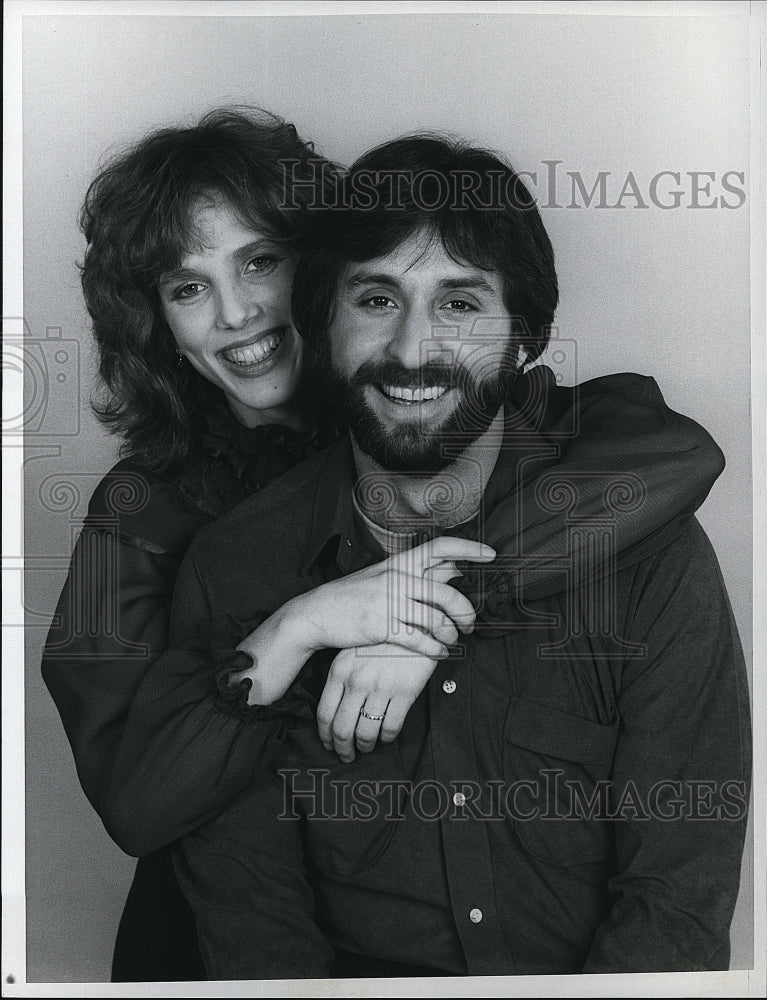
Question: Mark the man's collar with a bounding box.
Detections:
[301,436,381,577]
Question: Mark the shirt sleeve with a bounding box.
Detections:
[581,521,751,972]
[487,371,727,601]
[40,464,199,819]
[99,544,317,858]
[42,462,319,858]
[172,773,336,981]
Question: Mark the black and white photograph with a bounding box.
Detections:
[3,2,765,996]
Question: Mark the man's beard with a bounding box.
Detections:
[322,351,520,474]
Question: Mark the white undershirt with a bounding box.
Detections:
[351,491,420,555]
[351,489,478,556]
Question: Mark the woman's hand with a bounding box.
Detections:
[316,642,445,763]
[287,536,495,659]
[233,536,494,708]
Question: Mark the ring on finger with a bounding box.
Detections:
[359,708,386,722]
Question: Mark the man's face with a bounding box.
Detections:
[325,230,518,473]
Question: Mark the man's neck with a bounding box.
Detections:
[351,409,505,531]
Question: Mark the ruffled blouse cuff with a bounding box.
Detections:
[209,614,317,723]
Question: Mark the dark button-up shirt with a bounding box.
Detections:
[171,412,751,979]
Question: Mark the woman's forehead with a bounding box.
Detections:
[175,194,269,260]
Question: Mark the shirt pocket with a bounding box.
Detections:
[289,733,407,878]
[502,695,619,867]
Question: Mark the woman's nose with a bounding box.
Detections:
[215,279,261,330]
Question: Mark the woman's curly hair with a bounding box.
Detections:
[81,106,338,473]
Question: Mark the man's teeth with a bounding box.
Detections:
[381,384,449,403]
[223,333,283,365]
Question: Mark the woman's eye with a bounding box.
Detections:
[173,282,206,301]
[245,255,279,274]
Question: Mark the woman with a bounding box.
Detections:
[42,107,725,982]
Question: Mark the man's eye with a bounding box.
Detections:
[362,295,397,310]
[442,299,476,313]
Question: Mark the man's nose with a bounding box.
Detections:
[385,306,448,369]
[215,279,262,330]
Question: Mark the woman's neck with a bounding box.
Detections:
[228,397,310,432]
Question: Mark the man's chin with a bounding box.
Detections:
[351,408,486,474]
[355,435,454,474]
[332,371,511,473]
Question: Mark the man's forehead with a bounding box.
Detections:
[341,231,502,293]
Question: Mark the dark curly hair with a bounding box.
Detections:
[292,133,558,368]
[81,106,338,472]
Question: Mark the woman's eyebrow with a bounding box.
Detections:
[158,267,200,288]
[158,240,278,286]
[231,239,277,265]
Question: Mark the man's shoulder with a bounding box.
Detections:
[621,516,732,613]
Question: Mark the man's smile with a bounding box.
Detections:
[376,383,451,405]
[367,382,460,419]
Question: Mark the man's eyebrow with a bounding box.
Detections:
[438,276,498,296]
[346,271,402,289]
[346,272,498,296]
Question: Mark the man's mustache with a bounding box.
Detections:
[351,360,472,391]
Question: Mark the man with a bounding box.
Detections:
[170,135,751,978]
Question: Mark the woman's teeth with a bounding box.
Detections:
[380,384,449,404]
[222,332,283,366]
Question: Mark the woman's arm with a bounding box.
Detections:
[230,536,494,703]
[483,369,726,601]
[101,537,494,856]
[41,462,209,820]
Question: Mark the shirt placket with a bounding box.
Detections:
[428,642,517,976]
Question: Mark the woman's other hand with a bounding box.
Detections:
[316,642,446,763]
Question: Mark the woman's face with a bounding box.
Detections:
[158,197,305,427]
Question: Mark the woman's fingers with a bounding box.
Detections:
[379,697,409,744]
[387,626,448,660]
[331,688,367,763]
[423,560,462,585]
[355,697,391,754]
[316,674,345,751]
[399,602,460,648]
[414,580,477,633]
[395,536,495,575]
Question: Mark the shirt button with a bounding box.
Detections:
[453,791,466,807]
[469,908,483,924]
[442,679,457,694]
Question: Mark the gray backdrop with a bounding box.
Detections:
[10,5,757,991]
